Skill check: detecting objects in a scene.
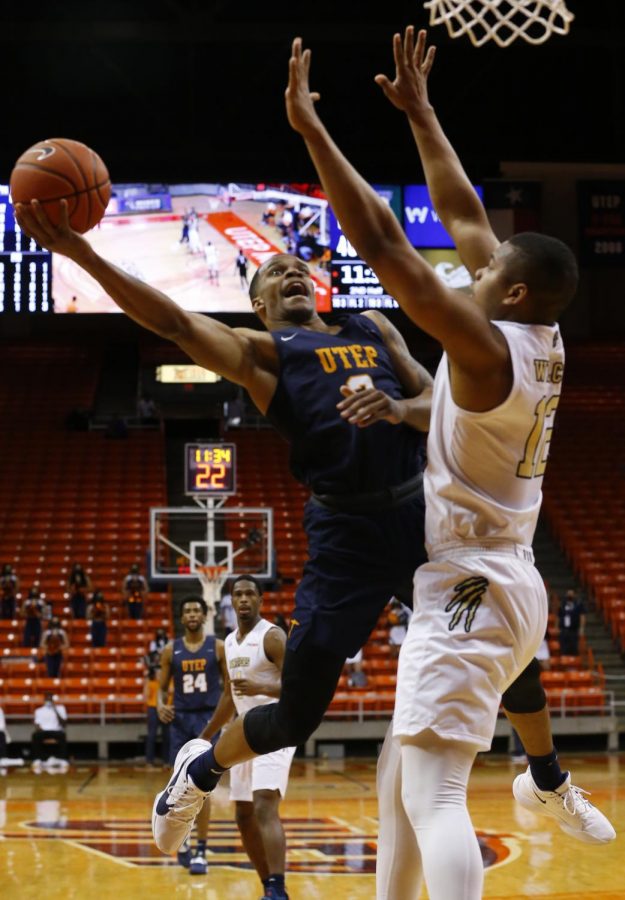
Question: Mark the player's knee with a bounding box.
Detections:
[235,801,255,828]
[502,658,546,714]
[244,702,322,754]
[253,790,280,824]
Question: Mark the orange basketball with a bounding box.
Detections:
[10,137,111,234]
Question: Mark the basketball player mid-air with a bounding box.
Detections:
[200,576,295,900]
[284,28,616,900]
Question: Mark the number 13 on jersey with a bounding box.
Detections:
[517,394,560,479]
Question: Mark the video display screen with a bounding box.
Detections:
[403,184,483,248]
[0,180,482,314]
[53,182,332,313]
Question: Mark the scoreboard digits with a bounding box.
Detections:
[185,443,237,496]
[0,188,52,313]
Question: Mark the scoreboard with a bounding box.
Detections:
[0,187,52,313]
[329,185,402,311]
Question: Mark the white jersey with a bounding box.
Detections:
[425,320,564,553]
[225,618,280,716]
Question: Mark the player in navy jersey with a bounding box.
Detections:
[14,177,582,860]
[157,596,226,875]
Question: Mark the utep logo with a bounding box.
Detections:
[446,576,489,632]
[315,344,378,374]
[16,817,520,873]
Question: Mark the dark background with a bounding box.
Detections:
[1,1,623,183]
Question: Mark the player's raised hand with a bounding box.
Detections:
[14,199,87,259]
[374,27,436,119]
[285,36,323,140]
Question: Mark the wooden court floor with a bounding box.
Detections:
[1,752,623,899]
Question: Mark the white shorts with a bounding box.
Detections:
[229,746,296,802]
[393,552,548,751]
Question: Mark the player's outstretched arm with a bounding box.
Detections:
[14,201,276,412]
[375,27,498,276]
[286,37,509,405]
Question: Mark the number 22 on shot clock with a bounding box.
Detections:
[185,442,237,496]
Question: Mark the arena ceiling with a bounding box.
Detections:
[2,2,624,184]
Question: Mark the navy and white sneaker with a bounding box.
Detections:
[189,849,208,875]
[152,739,211,854]
[177,839,192,868]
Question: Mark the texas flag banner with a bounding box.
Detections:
[483,181,542,240]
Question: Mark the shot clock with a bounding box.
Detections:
[184,443,237,496]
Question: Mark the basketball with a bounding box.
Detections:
[9,137,111,234]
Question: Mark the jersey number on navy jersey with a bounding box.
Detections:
[517,394,560,479]
[182,672,207,693]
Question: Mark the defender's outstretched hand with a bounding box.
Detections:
[14,199,88,260]
[285,36,323,140]
[375,27,436,119]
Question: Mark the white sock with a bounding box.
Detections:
[376,725,423,900]
[400,731,483,900]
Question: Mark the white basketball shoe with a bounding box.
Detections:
[513,767,616,844]
[152,739,212,854]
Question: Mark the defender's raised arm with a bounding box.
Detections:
[375,26,498,276]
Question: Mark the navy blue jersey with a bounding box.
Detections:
[171,635,221,712]
[266,315,424,494]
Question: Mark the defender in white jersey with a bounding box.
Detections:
[201,577,294,900]
[285,28,614,900]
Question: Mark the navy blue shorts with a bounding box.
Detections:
[287,493,426,659]
[169,709,214,765]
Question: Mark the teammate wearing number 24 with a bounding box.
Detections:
[157,596,226,875]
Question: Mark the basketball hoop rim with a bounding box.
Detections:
[196,565,229,582]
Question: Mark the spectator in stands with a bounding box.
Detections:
[31,692,69,773]
[558,589,586,657]
[67,563,91,620]
[217,588,237,637]
[387,596,410,659]
[122,564,148,619]
[149,627,169,657]
[145,665,169,769]
[87,590,108,648]
[0,563,19,620]
[40,617,69,678]
[345,648,368,688]
[21,586,47,648]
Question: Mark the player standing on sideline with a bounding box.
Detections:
[201,576,294,900]
[157,596,226,875]
[284,31,616,899]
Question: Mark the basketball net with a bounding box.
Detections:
[197,565,229,636]
[424,0,574,47]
